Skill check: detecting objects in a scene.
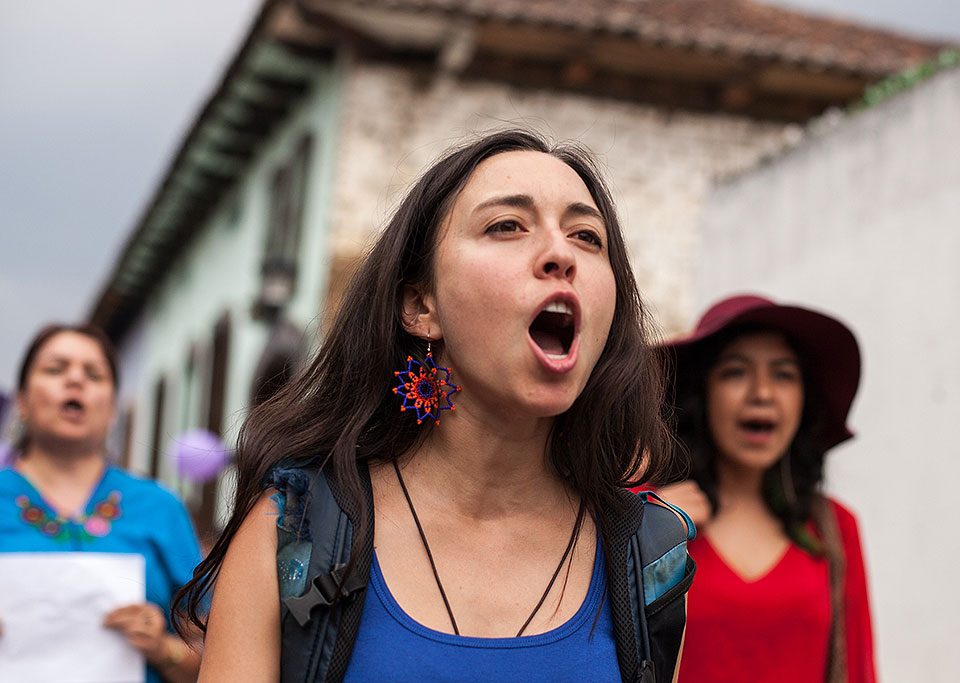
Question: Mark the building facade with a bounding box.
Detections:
[89,0,941,549]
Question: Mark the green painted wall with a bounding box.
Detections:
[121,58,345,510]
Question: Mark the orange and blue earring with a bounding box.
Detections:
[392,341,461,425]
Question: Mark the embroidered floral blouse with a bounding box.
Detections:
[0,465,202,683]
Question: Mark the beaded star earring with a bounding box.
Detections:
[392,341,461,425]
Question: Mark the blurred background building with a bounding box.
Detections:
[2,0,957,679]
[86,0,941,519]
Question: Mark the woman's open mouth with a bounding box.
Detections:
[530,302,575,357]
[60,399,86,420]
[738,418,776,443]
[528,295,581,373]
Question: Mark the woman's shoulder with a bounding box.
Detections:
[0,466,20,487]
[823,495,864,545]
[0,467,27,508]
[824,496,859,524]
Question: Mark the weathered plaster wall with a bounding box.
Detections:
[330,62,800,334]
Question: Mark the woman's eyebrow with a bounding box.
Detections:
[39,353,106,371]
[715,352,748,364]
[473,193,535,213]
[473,195,603,223]
[563,201,604,223]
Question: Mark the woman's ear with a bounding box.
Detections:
[401,284,442,340]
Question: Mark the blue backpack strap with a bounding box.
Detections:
[629,490,697,681]
[635,491,695,607]
[637,491,696,542]
[267,467,314,603]
[268,465,365,683]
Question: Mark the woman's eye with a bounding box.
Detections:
[484,220,522,234]
[775,370,800,382]
[716,366,746,379]
[41,365,63,375]
[573,229,604,248]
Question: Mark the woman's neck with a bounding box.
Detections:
[404,411,571,521]
[714,457,768,509]
[16,444,107,515]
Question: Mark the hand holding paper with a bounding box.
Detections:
[0,552,146,683]
[103,601,170,666]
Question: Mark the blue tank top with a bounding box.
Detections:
[342,539,620,682]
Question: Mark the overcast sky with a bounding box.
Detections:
[1,1,959,397]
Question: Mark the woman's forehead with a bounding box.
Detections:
[35,332,109,365]
[719,330,798,360]
[458,150,597,210]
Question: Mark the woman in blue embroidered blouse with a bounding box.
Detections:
[0,323,202,682]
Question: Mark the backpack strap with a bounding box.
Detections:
[610,487,696,682]
[632,491,697,681]
[811,495,847,683]
[634,491,696,608]
[323,466,375,683]
[605,488,647,682]
[268,464,372,683]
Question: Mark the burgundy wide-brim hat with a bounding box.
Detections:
[663,294,861,451]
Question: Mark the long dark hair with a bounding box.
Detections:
[175,129,674,633]
[671,324,830,553]
[14,323,119,454]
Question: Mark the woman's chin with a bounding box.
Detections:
[513,391,580,420]
[720,448,784,474]
[459,375,585,422]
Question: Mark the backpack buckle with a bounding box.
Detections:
[284,563,366,627]
[638,659,656,682]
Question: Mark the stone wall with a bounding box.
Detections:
[329,60,800,334]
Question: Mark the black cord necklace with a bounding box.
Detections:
[392,460,585,637]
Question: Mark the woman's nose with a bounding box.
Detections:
[536,231,576,282]
[749,371,774,402]
[64,364,85,386]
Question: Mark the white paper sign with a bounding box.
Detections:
[0,552,146,683]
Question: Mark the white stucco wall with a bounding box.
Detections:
[696,67,960,682]
[330,61,802,335]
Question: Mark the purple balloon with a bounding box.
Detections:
[167,429,230,482]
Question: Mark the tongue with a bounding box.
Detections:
[531,330,565,356]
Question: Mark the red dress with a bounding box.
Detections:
[677,499,877,682]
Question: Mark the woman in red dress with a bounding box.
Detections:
[657,294,876,682]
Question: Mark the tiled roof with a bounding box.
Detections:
[340,0,945,75]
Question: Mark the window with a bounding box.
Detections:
[257,134,314,317]
[194,313,231,538]
[149,377,166,480]
[119,405,135,470]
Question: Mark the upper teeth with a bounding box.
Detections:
[544,301,573,315]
